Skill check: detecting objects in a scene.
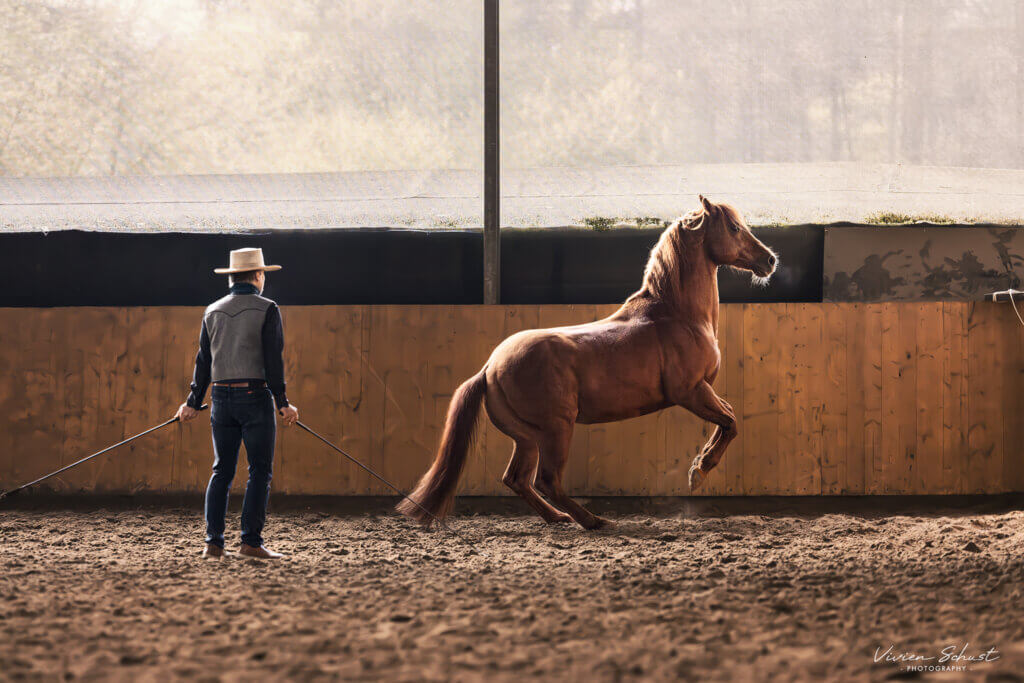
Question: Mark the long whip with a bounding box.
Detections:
[0,405,208,501]
[295,420,475,546]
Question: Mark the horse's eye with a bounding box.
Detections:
[729,223,740,233]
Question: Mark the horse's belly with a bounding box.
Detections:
[575,370,669,423]
[571,330,667,423]
[576,399,671,424]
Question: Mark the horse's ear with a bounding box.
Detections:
[700,195,716,214]
[679,213,705,233]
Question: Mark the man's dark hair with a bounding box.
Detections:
[229,270,261,286]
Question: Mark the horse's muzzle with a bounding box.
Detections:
[753,253,777,278]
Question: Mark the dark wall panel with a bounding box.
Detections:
[823,225,1024,301]
[501,226,822,304]
[0,226,823,307]
[1,230,483,307]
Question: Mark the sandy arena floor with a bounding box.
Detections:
[1,496,1022,682]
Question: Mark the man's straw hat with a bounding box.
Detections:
[214,248,282,274]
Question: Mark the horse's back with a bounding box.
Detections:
[488,318,641,369]
[485,318,668,425]
[487,326,580,376]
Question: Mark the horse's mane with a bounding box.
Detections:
[629,209,704,305]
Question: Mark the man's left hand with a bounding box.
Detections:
[278,404,298,427]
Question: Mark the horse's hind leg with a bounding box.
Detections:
[535,426,613,530]
[502,440,573,524]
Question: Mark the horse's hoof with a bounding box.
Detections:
[545,513,574,525]
[688,465,706,491]
[585,516,615,530]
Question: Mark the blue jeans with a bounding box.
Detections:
[205,384,276,548]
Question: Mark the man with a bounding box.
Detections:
[175,247,299,560]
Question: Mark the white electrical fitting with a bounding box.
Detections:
[990,289,1024,328]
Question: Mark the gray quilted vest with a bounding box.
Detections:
[204,292,274,382]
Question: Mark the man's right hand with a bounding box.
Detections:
[175,402,199,423]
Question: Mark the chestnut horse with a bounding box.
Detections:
[398,196,777,529]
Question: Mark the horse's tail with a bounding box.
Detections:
[396,368,487,526]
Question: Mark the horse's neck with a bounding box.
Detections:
[619,245,720,332]
[669,259,720,331]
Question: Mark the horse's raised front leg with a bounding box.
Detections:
[534,425,614,530]
[673,380,737,491]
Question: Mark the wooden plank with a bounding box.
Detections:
[742,304,779,495]
[981,303,1006,493]
[967,303,1002,494]
[170,307,207,493]
[793,304,824,495]
[1003,302,1024,492]
[0,311,17,487]
[383,305,430,495]
[915,303,945,494]
[774,304,798,495]
[843,304,866,494]
[897,305,919,493]
[279,307,323,494]
[77,309,116,491]
[879,304,899,494]
[368,305,454,496]
[35,310,64,484]
[39,310,66,488]
[105,309,132,490]
[125,307,155,492]
[118,308,155,491]
[1,309,61,489]
[862,305,884,494]
[58,314,82,491]
[355,306,385,495]
[820,304,847,494]
[988,302,1007,494]
[158,310,187,490]
[941,303,969,494]
[880,303,917,493]
[331,306,369,495]
[349,305,375,494]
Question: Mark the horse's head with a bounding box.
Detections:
[696,195,777,284]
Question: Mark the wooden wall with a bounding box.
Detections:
[0,303,1020,496]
